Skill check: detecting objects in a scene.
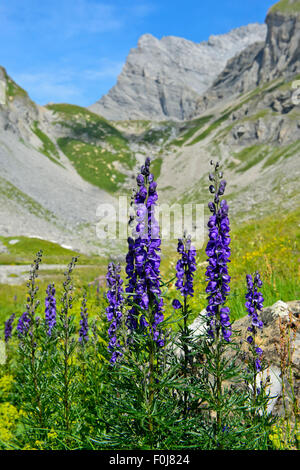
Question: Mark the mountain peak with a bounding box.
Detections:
[89,23,267,121]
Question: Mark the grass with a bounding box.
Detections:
[160,205,300,328]
[151,157,163,180]
[187,112,232,146]
[228,145,270,172]
[0,265,107,327]
[1,205,298,334]
[57,138,128,193]
[0,67,29,102]
[0,236,102,266]
[270,0,300,14]
[169,115,214,147]
[140,122,177,145]
[0,177,54,222]
[47,103,131,157]
[263,140,300,168]
[0,236,107,326]
[31,121,62,165]
[47,103,136,192]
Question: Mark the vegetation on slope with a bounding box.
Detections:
[0,177,54,222]
[31,121,62,165]
[0,67,29,102]
[47,104,136,192]
[0,206,299,328]
[270,0,300,14]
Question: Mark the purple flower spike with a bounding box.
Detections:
[175,235,197,299]
[172,299,182,310]
[106,262,124,363]
[205,162,232,342]
[79,293,89,343]
[45,283,56,336]
[245,271,264,369]
[4,313,15,343]
[17,312,31,338]
[125,157,165,347]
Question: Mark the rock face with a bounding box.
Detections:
[259,1,300,83]
[0,66,116,254]
[90,24,267,121]
[195,4,300,114]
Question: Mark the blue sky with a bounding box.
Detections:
[0,0,276,107]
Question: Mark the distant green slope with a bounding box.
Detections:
[270,0,300,14]
[47,103,136,193]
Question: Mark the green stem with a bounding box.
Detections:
[216,324,222,433]
[148,334,155,439]
[183,296,189,417]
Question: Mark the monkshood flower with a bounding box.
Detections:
[4,313,15,343]
[125,157,164,347]
[106,262,124,363]
[125,236,138,331]
[172,299,182,310]
[79,293,89,343]
[245,272,264,371]
[175,234,197,298]
[45,283,56,336]
[205,161,232,342]
[17,311,31,337]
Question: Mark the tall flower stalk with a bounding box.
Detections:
[244,272,265,417]
[45,283,57,336]
[205,162,231,343]
[105,262,124,364]
[125,157,164,436]
[204,161,232,435]
[125,157,164,345]
[79,291,89,344]
[173,233,197,415]
[17,250,45,428]
[4,313,15,343]
[57,257,78,433]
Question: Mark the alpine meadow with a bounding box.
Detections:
[0,0,299,452]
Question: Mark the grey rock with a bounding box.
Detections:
[194,6,300,115]
[0,66,117,254]
[90,24,267,121]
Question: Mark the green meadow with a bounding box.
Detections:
[0,206,299,333]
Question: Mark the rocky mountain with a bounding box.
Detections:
[0,0,299,255]
[194,0,300,114]
[0,67,116,254]
[89,24,267,121]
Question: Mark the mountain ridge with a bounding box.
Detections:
[194,2,300,115]
[0,1,299,255]
[89,23,267,121]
